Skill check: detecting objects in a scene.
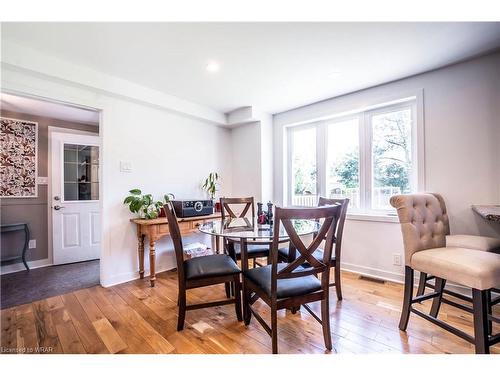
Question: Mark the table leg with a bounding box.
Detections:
[138,234,145,279]
[211,235,220,255]
[149,239,156,287]
[240,238,251,324]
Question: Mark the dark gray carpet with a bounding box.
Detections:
[1,260,99,309]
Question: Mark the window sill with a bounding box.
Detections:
[346,213,399,223]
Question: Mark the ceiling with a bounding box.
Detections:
[2,22,500,114]
[0,93,100,124]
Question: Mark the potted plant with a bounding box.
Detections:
[124,189,173,219]
[202,172,220,211]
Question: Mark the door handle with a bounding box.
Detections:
[54,205,65,210]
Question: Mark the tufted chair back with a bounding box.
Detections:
[390,193,450,265]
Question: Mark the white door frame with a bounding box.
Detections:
[47,126,101,265]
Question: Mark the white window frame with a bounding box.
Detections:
[285,94,424,222]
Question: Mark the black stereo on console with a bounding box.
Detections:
[172,199,214,218]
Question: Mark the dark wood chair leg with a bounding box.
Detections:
[472,288,489,354]
[399,266,414,331]
[243,285,251,325]
[177,288,186,331]
[224,282,231,298]
[486,290,492,335]
[416,271,427,297]
[321,298,332,351]
[271,304,278,354]
[233,276,243,322]
[430,277,446,318]
[334,265,342,301]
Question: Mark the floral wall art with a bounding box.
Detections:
[0,117,38,198]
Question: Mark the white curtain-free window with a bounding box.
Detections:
[286,98,421,217]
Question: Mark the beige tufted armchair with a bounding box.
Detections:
[414,193,500,296]
[390,193,500,354]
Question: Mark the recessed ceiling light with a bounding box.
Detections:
[206,61,220,73]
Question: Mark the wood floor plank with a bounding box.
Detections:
[87,286,157,354]
[59,293,108,354]
[92,318,128,354]
[31,300,62,353]
[14,304,39,353]
[105,289,175,353]
[1,307,17,352]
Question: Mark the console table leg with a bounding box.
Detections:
[149,239,156,287]
[138,234,145,279]
[23,224,30,271]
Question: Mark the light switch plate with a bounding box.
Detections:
[29,239,36,249]
[120,161,132,173]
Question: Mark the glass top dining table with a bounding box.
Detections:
[198,217,320,269]
[198,217,320,241]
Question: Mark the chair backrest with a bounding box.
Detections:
[390,193,450,265]
[220,197,255,222]
[270,205,341,297]
[318,197,349,262]
[164,202,186,281]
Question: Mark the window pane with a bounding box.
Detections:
[326,118,360,209]
[63,143,99,201]
[371,108,412,210]
[291,127,317,206]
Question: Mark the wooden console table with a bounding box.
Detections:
[131,213,221,286]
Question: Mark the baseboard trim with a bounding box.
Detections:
[100,260,176,288]
[1,258,52,275]
[340,262,404,284]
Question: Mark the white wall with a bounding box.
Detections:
[1,64,232,287]
[230,122,262,200]
[274,52,500,282]
[229,113,274,204]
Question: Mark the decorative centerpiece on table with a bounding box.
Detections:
[202,172,220,212]
[123,189,174,219]
[257,202,274,225]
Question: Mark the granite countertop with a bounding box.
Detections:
[472,205,500,222]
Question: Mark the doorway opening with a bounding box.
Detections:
[0,92,102,309]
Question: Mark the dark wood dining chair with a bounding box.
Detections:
[220,197,272,267]
[242,204,342,354]
[164,202,243,331]
[278,197,349,300]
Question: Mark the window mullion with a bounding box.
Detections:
[364,112,373,213]
[317,122,327,202]
[358,113,369,212]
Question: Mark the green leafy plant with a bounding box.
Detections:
[124,189,172,219]
[202,172,219,200]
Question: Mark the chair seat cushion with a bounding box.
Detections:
[243,264,322,299]
[410,247,500,290]
[446,235,500,253]
[185,254,241,280]
[278,247,336,264]
[233,243,270,257]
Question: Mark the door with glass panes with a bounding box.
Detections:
[51,132,100,264]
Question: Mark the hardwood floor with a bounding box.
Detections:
[1,269,498,354]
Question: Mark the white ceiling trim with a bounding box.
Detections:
[1,40,227,126]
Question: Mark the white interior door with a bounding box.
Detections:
[51,132,101,265]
